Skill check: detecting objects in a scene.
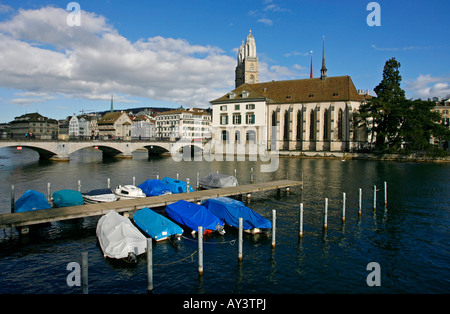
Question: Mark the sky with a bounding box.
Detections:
[0,0,449,123]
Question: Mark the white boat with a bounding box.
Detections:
[82,188,117,204]
[96,210,147,262]
[114,185,146,200]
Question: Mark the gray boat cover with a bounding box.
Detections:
[198,173,239,189]
[96,210,147,259]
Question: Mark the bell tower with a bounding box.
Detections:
[235,30,259,88]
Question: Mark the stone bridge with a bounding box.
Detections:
[0,139,206,161]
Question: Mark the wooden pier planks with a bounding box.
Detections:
[0,180,302,229]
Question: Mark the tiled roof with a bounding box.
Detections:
[211,76,371,104]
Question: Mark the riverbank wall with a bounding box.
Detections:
[278,151,450,163]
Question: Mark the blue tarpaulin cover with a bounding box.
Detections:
[165,200,224,232]
[15,190,51,213]
[203,197,272,230]
[133,207,183,240]
[52,189,84,207]
[137,179,171,196]
[161,177,194,193]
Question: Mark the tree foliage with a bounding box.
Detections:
[358,57,450,154]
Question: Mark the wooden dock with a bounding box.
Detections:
[0,180,302,229]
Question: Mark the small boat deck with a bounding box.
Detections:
[0,180,302,229]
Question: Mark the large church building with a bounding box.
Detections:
[210,31,370,155]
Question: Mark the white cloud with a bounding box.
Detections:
[0,6,236,108]
[257,18,273,26]
[405,74,450,99]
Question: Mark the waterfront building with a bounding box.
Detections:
[155,108,211,141]
[10,112,58,139]
[97,111,133,140]
[131,114,156,139]
[211,32,370,154]
[68,114,79,137]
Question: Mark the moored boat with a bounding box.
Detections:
[52,189,84,208]
[165,200,225,235]
[198,173,239,190]
[137,179,172,196]
[114,185,146,200]
[203,197,272,234]
[96,210,147,262]
[82,188,117,204]
[133,207,183,242]
[14,190,51,213]
[161,177,194,193]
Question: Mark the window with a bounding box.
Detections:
[246,130,256,143]
[220,114,229,125]
[233,114,241,125]
[246,104,255,110]
[229,92,235,99]
[220,105,227,111]
[221,130,229,142]
[246,113,255,124]
[235,104,240,110]
[242,90,249,98]
[235,131,240,143]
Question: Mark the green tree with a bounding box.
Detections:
[359,57,449,154]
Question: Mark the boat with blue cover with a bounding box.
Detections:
[14,190,51,213]
[161,177,194,193]
[133,207,184,242]
[165,200,225,235]
[137,179,171,196]
[52,189,84,207]
[203,197,272,234]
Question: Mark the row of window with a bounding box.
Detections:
[220,113,255,125]
[221,130,256,143]
[220,104,255,111]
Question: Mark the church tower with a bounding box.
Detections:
[235,30,259,88]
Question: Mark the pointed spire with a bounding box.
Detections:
[110,93,114,112]
[310,50,313,79]
[320,36,327,81]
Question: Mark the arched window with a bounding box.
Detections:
[338,109,344,140]
[235,130,240,144]
[296,110,302,140]
[272,111,277,126]
[221,130,229,143]
[309,109,315,140]
[283,110,289,140]
[323,109,329,140]
[246,130,256,144]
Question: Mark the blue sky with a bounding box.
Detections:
[0,0,449,123]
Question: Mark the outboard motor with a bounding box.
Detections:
[216,223,226,235]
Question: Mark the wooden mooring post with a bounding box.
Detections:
[384,181,388,207]
[81,252,88,294]
[323,198,328,230]
[342,192,346,223]
[373,185,377,210]
[238,217,243,262]
[10,185,14,213]
[147,238,153,293]
[358,188,362,216]
[271,210,276,248]
[299,203,303,238]
[198,226,204,275]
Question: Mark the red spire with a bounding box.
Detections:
[310,50,313,79]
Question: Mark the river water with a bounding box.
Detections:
[0,147,449,294]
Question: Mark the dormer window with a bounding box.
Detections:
[229,92,235,99]
[308,94,314,98]
[242,90,249,98]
